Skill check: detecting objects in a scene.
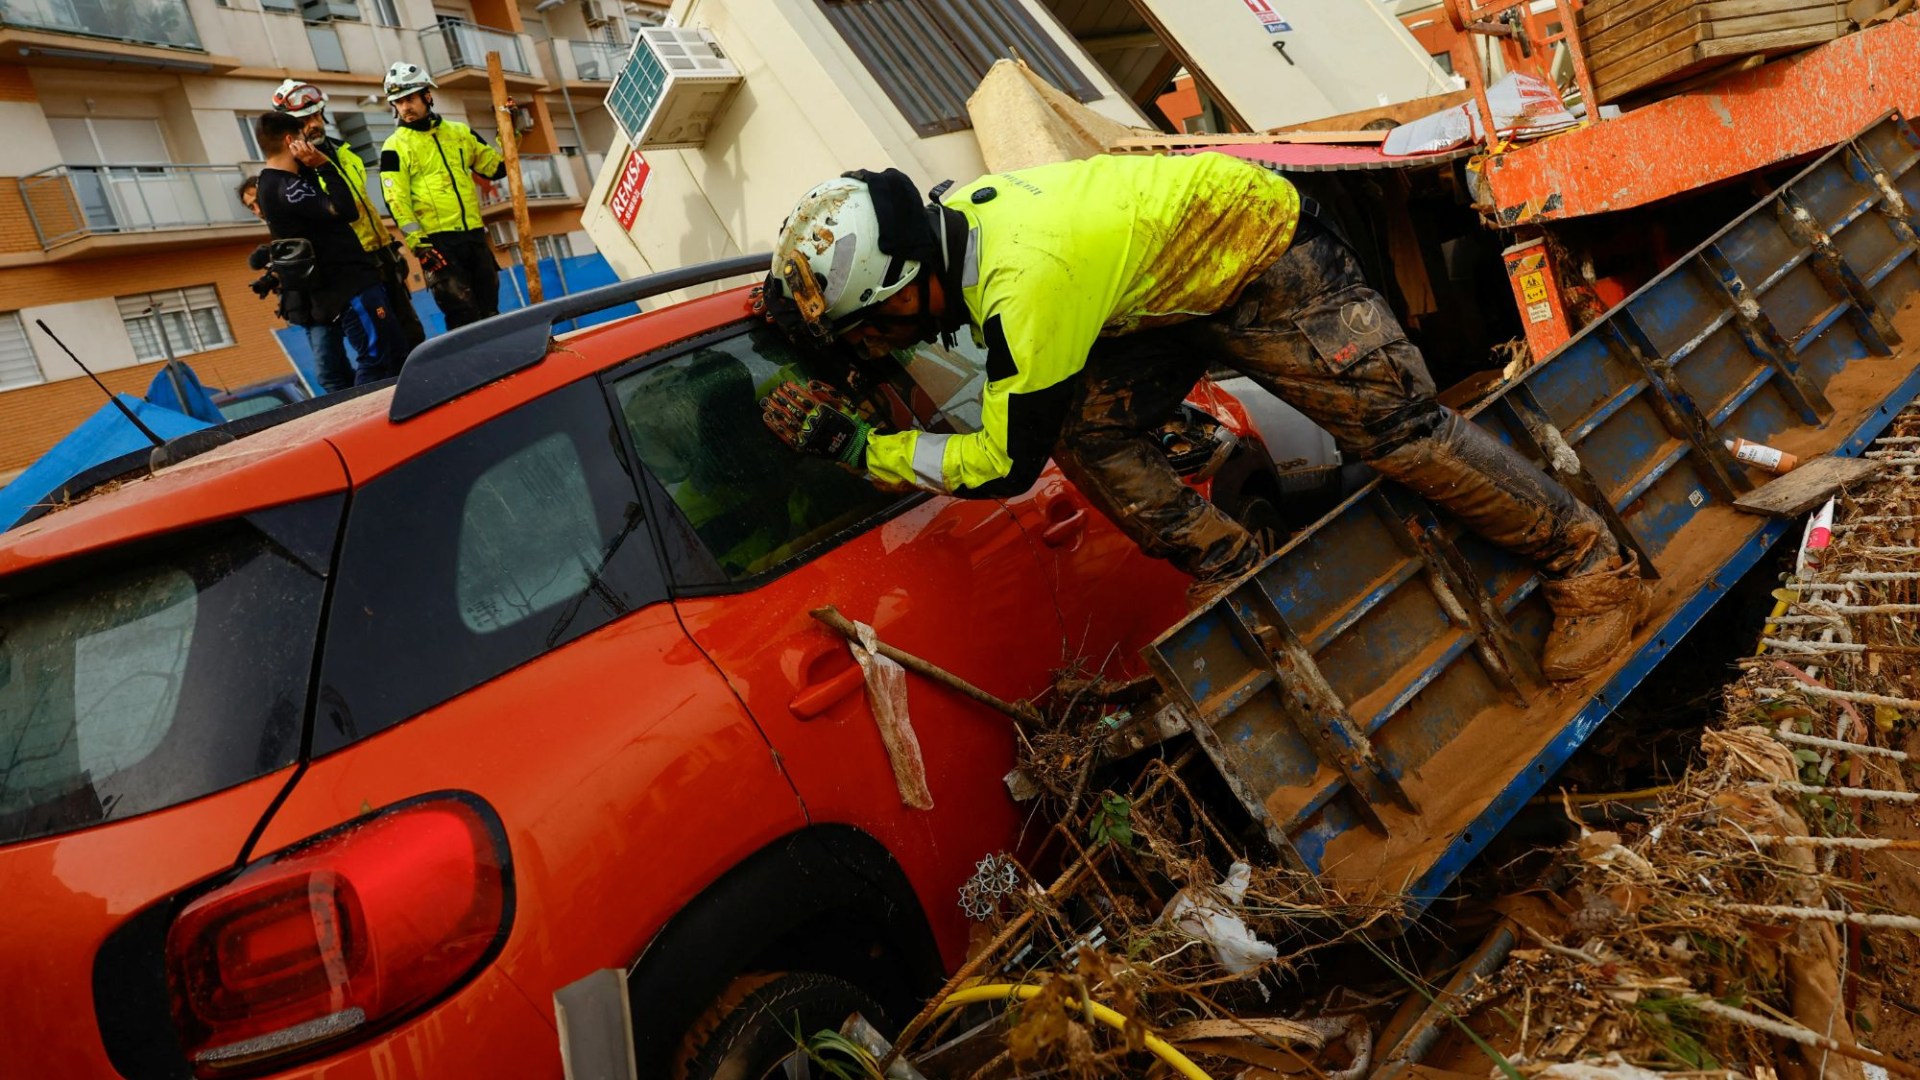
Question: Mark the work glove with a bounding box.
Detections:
[761,380,871,470]
[416,243,449,275]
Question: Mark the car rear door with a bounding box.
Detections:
[606,324,1069,964]
[0,492,345,1079]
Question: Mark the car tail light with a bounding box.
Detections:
[165,795,511,1076]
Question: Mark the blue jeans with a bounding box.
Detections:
[305,321,353,394]
[337,284,405,384]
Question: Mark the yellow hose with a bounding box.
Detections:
[933,983,1215,1080]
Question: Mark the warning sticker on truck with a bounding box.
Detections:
[1242,0,1291,33]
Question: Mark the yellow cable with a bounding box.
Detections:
[933,983,1215,1080]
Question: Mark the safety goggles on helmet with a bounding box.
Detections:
[272,80,327,117]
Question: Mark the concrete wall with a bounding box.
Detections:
[1136,0,1453,130]
[22,299,139,379]
[582,0,1146,283]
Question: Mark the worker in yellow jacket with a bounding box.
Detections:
[270,80,426,358]
[377,62,507,330]
[759,154,1648,683]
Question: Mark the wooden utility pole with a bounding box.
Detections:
[486,50,543,303]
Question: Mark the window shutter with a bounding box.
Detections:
[0,313,43,390]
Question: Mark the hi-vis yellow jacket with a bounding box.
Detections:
[318,138,392,253]
[379,117,506,246]
[862,152,1301,498]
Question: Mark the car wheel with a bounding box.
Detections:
[678,972,887,1080]
[1230,489,1287,555]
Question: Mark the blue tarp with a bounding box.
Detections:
[272,253,635,383]
[0,396,209,531]
[143,363,225,424]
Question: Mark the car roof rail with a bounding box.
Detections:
[388,252,769,423]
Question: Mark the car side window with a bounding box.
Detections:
[610,329,908,585]
[455,432,604,632]
[314,378,664,755]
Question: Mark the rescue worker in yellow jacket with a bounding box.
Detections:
[270,80,426,358]
[759,154,1650,683]
[377,62,507,330]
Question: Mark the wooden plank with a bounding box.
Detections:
[1596,21,1848,97]
[1588,1,1843,71]
[1733,455,1883,516]
[1586,0,1837,49]
[1267,89,1475,134]
[1584,0,1835,40]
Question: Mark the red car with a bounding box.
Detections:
[0,255,1293,1079]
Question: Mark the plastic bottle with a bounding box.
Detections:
[1724,438,1799,474]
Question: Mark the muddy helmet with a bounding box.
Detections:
[383,62,436,103]
[769,176,920,338]
[271,79,327,118]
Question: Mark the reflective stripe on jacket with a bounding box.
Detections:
[863,152,1301,497]
[378,118,505,247]
[319,139,392,253]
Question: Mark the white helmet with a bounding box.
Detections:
[383,62,436,103]
[770,176,919,336]
[271,79,327,118]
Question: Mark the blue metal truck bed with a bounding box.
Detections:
[1146,112,1920,917]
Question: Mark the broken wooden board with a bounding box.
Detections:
[1577,0,1851,102]
[1733,454,1884,517]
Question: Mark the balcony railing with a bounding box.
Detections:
[562,38,626,82]
[0,0,203,50]
[479,154,574,208]
[420,19,532,77]
[18,163,254,248]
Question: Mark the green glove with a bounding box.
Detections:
[761,380,871,469]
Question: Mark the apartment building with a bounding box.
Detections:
[0,0,664,480]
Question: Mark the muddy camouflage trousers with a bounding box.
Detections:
[1055,216,1616,584]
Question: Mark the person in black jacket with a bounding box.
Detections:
[253,111,405,386]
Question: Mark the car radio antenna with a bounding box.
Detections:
[35,319,165,448]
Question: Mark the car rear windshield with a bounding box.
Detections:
[0,497,340,845]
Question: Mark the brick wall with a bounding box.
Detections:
[0,240,296,473]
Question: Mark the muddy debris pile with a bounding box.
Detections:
[1417,423,1920,1077]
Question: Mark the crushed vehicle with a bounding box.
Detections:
[0,254,1314,1080]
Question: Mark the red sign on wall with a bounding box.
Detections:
[609,150,650,230]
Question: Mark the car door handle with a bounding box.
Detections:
[789,663,866,720]
[1040,507,1087,547]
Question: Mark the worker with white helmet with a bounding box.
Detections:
[269,79,426,373]
[376,62,507,330]
[760,156,1651,682]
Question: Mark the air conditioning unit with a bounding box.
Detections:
[580,0,611,27]
[604,26,742,151]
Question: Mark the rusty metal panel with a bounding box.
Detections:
[1150,112,1920,917]
[1482,13,1920,225]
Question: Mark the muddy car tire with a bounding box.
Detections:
[678,971,887,1080]
[1228,490,1287,555]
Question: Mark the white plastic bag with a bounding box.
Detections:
[1160,861,1277,974]
[850,621,933,810]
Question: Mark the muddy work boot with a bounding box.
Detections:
[1539,553,1654,682]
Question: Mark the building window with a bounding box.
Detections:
[117,286,235,361]
[0,312,44,391]
[536,234,574,262]
[235,114,264,161]
[369,0,401,26]
[815,0,1098,137]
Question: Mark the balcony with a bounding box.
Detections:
[419,19,544,90]
[550,38,627,87]
[18,163,259,255]
[480,154,579,214]
[0,0,238,72]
